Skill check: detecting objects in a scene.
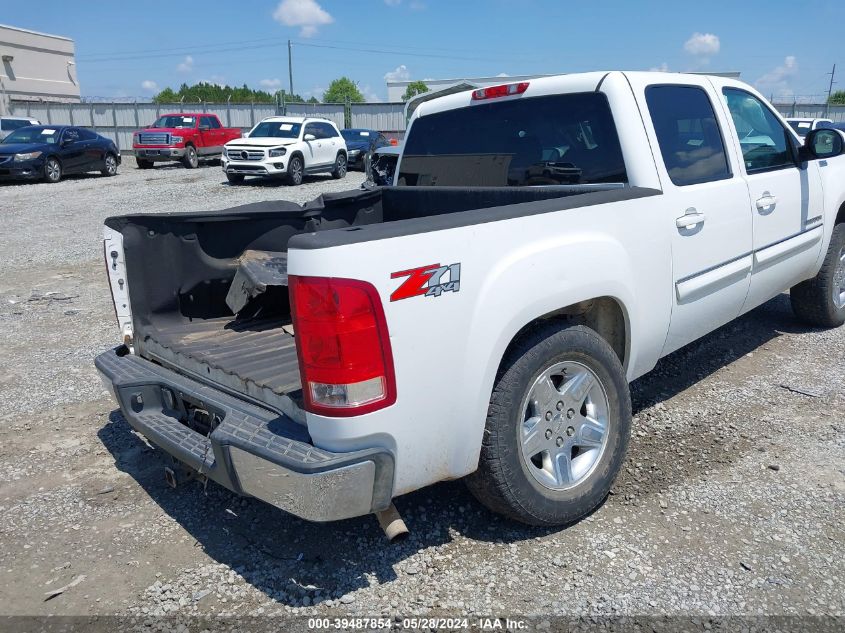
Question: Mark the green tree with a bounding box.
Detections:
[401,80,429,101]
[323,77,365,104]
[152,81,278,104]
[829,90,845,105]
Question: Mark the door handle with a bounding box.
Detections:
[676,209,706,229]
[756,192,778,211]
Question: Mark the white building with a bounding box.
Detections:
[0,24,80,114]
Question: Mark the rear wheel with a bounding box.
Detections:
[790,223,845,328]
[44,157,62,183]
[101,153,118,177]
[226,173,245,185]
[465,324,631,526]
[182,145,198,169]
[136,158,153,170]
[286,155,304,186]
[332,152,347,179]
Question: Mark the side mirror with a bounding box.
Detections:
[805,128,844,160]
[304,133,316,141]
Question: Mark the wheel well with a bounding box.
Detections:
[289,150,304,163]
[337,149,347,158]
[504,297,628,368]
[185,142,195,148]
[836,201,845,226]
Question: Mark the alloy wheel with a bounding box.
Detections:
[518,361,610,490]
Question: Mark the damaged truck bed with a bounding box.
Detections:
[104,186,612,418]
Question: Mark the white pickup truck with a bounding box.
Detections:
[96,72,845,534]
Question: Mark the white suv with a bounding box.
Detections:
[222,116,348,185]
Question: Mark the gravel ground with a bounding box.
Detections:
[0,160,843,628]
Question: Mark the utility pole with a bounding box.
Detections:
[825,63,836,115]
[288,40,294,98]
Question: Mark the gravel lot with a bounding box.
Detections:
[0,160,843,628]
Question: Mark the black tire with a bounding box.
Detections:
[136,158,153,170]
[790,223,845,328]
[286,155,304,186]
[226,173,245,185]
[465,323,631,527]
[332,152,347,179]
[101,153,118,177]
[44,157,62,183]
[182,145,198,169]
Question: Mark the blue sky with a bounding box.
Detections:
[4,0,843,102]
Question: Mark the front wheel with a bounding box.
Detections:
[465,324,631,526]
[101,153,118,177]
[790,223,845,328]
[44,157,62,183]
[226,173,245,185]
[286,155,304,186]
[182,145,198,169]
[332,152,347,179]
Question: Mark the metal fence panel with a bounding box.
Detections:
[773,103,845,122]
[350,102,406,132]
[284,102,345,128]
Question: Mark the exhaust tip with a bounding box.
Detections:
[375,503,409,542]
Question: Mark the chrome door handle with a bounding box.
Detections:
[756,192,778,211]
[676,209,706,229]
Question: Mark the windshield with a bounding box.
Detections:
[398,92,627,187]
[2,127,60,144]
[249,121,302,139]
[787,120,812,135]
[341,130,372,141]
[152,115,196,129]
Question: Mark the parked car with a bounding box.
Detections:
[785,117,833,141]
[132,113,241,169]
[340,128,390,170]
[0,116,41,140]
[0,125,120,183]
[96,72,845,535]
[221,116,347,185]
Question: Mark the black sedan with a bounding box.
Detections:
[340,128,391,170]
[0,125,121,183]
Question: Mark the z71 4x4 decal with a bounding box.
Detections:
[390,263,461,302]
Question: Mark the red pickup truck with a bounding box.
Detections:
[133,113,241,169]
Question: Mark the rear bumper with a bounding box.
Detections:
[134,147,186,160]
[95,347,394,521]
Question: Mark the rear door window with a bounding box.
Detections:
[399,92,627,187]
[645,85,732,186]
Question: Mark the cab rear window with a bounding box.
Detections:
[399,92,627,187]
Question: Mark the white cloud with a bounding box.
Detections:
[361,84,382,102]
[384,0,401,5]
[649,62,670,72]
[176,55,194,73]
[199,75,226,87]
[384,64,410,83]
[141,80,159,92]
[755,56,799,98]
[409,1,426,9]
[273,0,333,38]
[684,32,720,57]
[259,78,283,90]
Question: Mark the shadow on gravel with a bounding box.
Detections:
[220,175,336,188]
[96,293,820,605]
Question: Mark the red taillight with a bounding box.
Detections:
[471,82,529,101]
[289,276,396,417]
